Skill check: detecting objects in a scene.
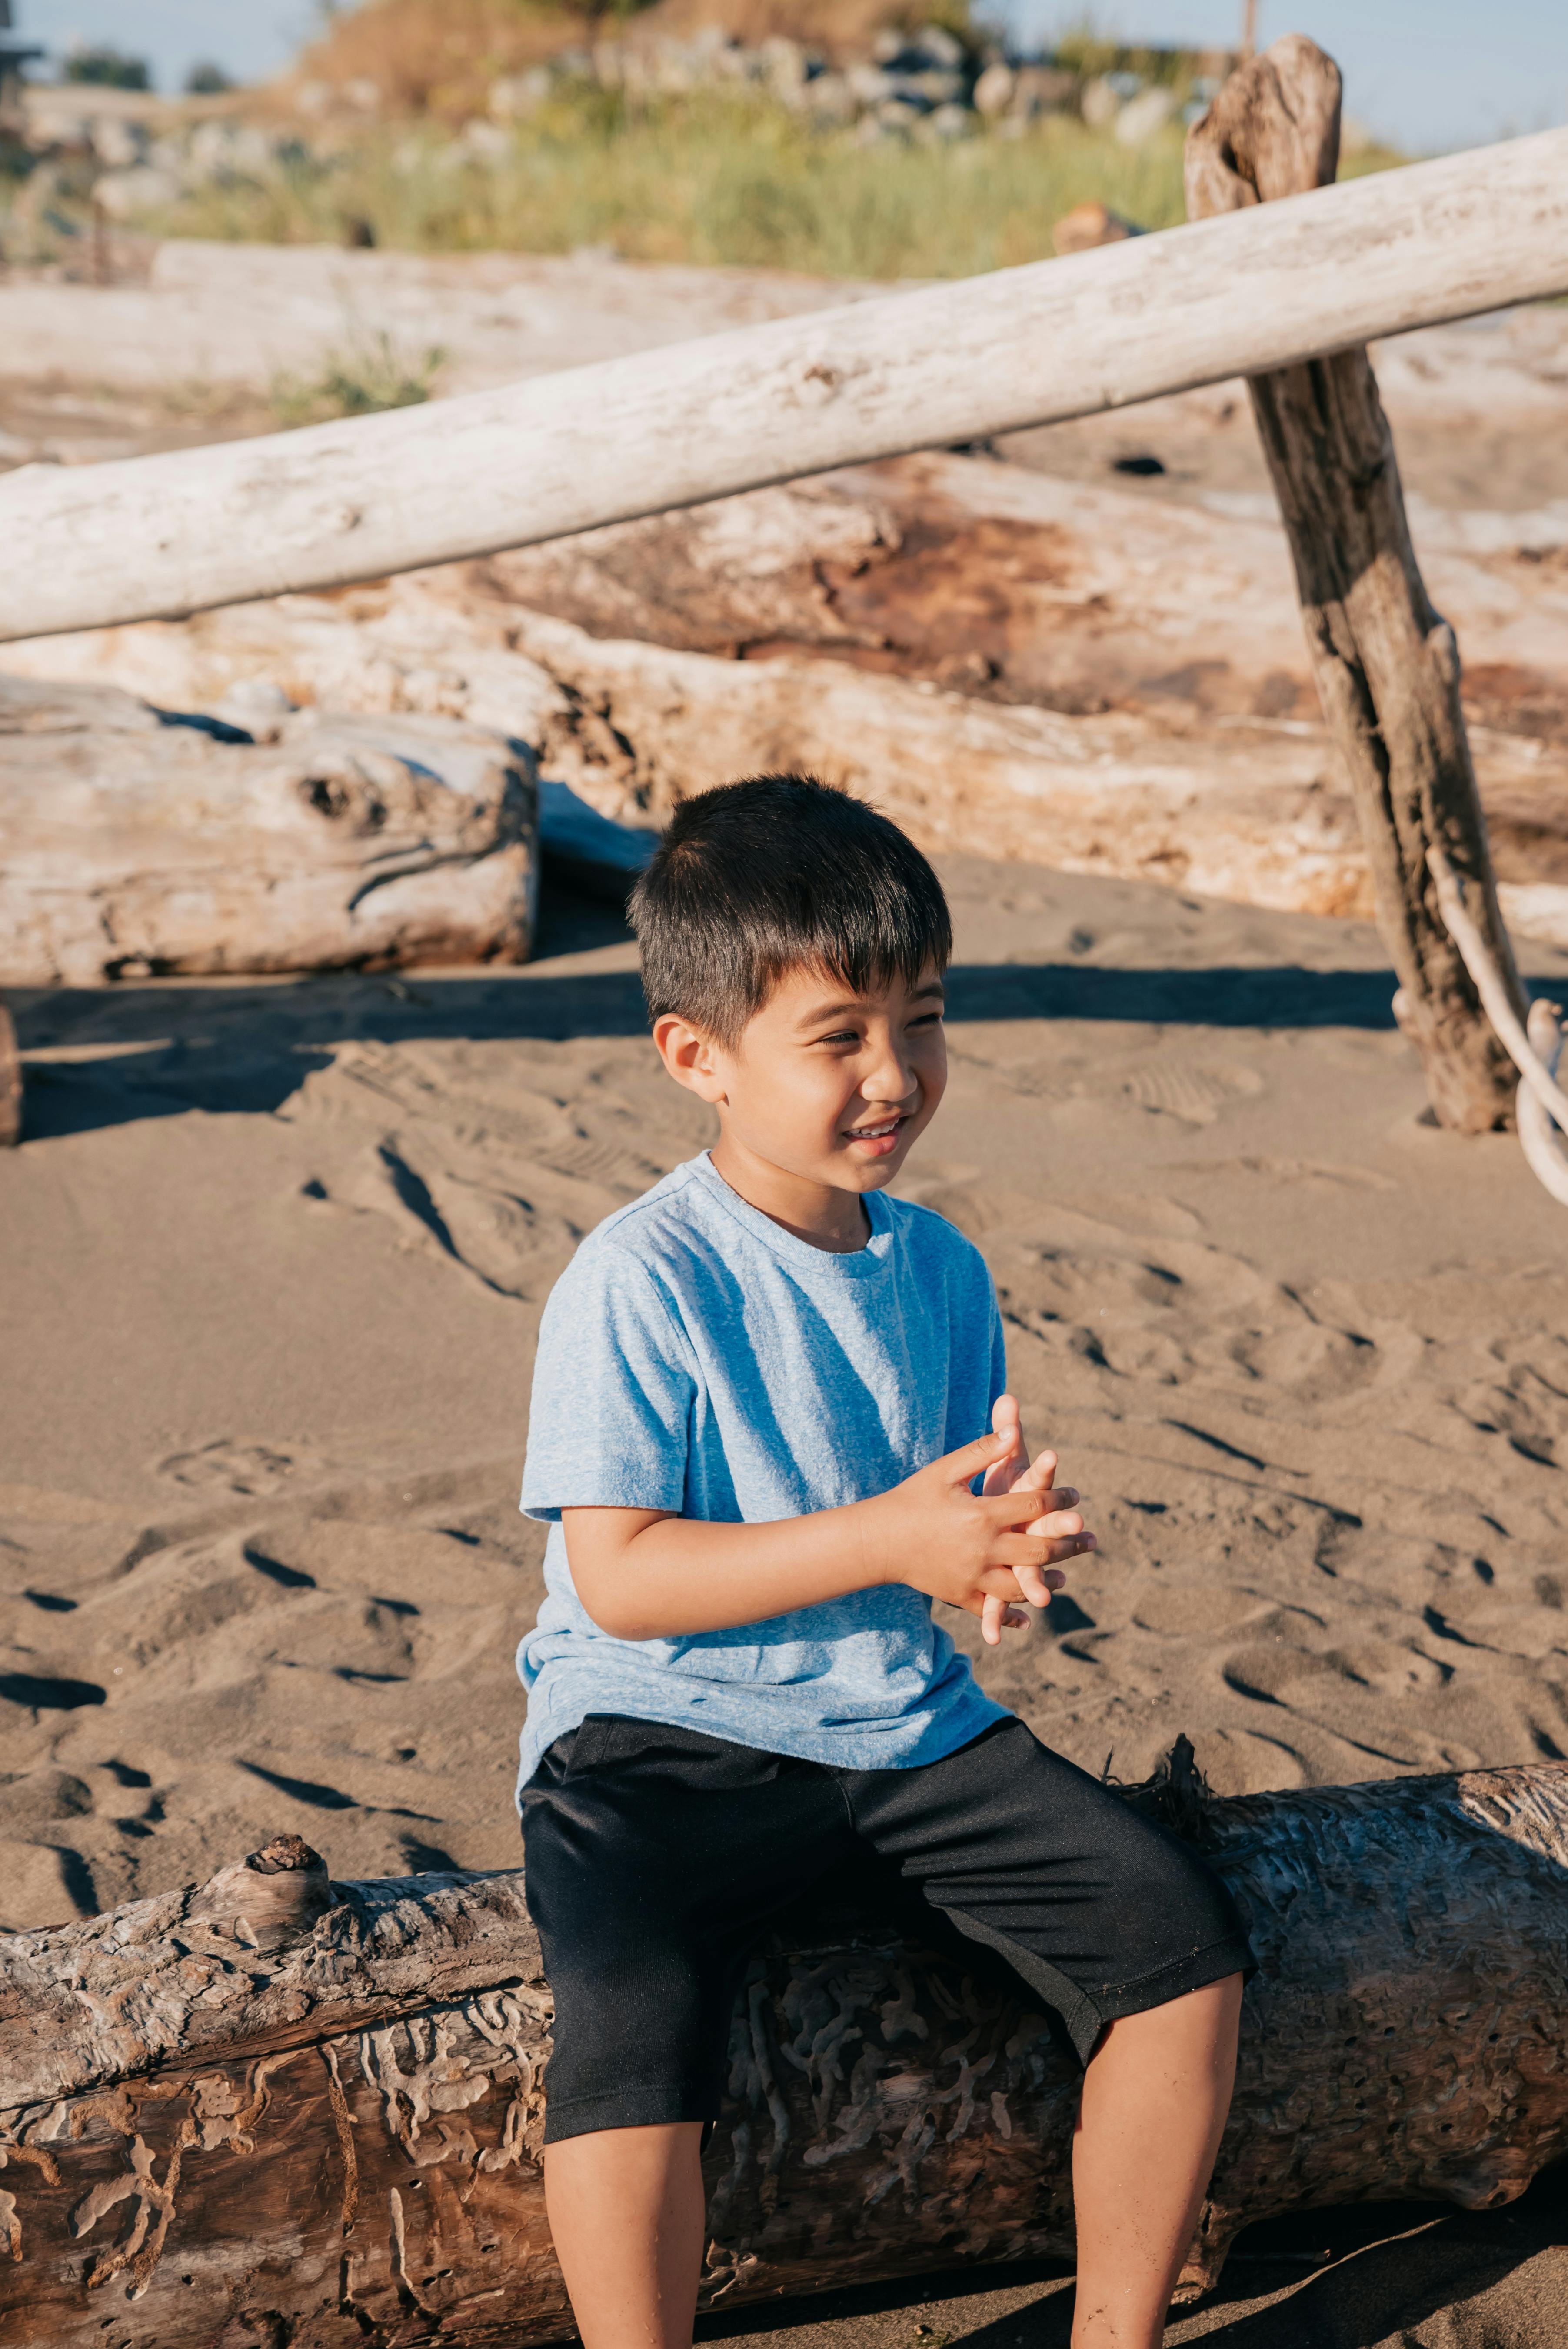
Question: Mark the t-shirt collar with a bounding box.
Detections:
[690,1152,893,1276]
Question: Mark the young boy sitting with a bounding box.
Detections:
[517,775,1252,2349]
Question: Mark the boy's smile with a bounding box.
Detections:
[653,962,948,1251]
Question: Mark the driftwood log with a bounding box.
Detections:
[1186,39,1531,1134]
[1,128,1567,643]
[2,1755,1566,2346]
[11,443,1568,950]
[0,677,538,986]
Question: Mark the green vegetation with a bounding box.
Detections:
[135,90,1202,280]
[63,44,152,90]
[269,331,447,425]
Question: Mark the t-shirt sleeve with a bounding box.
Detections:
[986,1284,1008,1420]
[520,1243,697,1522]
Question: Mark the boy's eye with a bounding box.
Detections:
[816,1029,861,1046]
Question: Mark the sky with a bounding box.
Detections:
[12,0,1568,154]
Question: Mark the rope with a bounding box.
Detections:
[1426,843,1568,1206]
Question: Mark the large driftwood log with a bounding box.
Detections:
[1,130,1568,643]
[1186,39,1531,1134]
[11,449,1568,945]
[2,1758,1566,2346]
[0,678,538,986]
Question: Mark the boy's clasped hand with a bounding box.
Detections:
[866,1393,1095,1645]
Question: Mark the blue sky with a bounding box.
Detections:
[14,0,1568,153]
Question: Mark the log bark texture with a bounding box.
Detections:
[0,678,539,986]
[1186,38,1531,1134]
[1,128,1567,643]
[2,1759,1567,2346]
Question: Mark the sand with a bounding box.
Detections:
[4,855,1568,2339]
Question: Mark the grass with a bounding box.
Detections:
[269,329,447,425]
[130,90,1206,280]
[2,81,1407,287]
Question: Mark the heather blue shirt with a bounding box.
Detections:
[516,1152,1009,1792]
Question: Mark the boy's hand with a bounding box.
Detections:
[978,1393,1087,1643]
[863,1394,1095,1642]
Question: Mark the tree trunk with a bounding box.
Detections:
[1185,36,1530,1133]
[3,1756,1566,2346]
[2,130,1568,644]
[0,677,538,986]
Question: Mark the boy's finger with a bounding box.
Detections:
[982,1396,1025,1495]
[1014,1562,1065,1607]
[948,1428,1018,1484]
[981,1592,1006,1645]
[1012,1450,1059,1494]
[981,1489,1067,1533]
[1023,1506,1085,1539]
[1041,1532,1097,1565]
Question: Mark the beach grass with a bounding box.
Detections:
[127,93,1208,280]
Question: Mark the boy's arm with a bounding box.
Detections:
[564,1413,1094,1642]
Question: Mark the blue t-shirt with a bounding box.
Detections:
[516,1151,1010,1791]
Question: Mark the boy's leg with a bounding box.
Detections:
[1071,1974,1244,2349]
[543,2121,706,2349]
[843,1719,1252,2349]
[521,1720,855,2349]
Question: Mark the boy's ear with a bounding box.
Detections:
[652,1013,729,1104]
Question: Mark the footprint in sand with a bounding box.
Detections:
[156,1440,304,1497]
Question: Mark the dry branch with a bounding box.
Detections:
[1,130,1567,643]
[2,1759,1566,2346]
[0,677,539,986]
[1186,38,1531,1133]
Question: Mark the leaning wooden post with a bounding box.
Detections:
[0,1002,20,1147]
[1185,35,1529,1134]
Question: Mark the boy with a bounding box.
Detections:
[517,776,1251,2349]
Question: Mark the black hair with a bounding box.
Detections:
[630,774,952,1043]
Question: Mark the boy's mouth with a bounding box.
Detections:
[843,1113,909,1157]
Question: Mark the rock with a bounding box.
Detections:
[1054,199,1144,254]
[1011,64,1080,117]
[1115,84,1178,144]
[90,165,182,222]
[922,102,977,141]
[1081,73,1121,127]
[973,61,1015,115]
[0,678,539,986]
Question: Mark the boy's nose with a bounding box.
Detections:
[861,1051,919,1103]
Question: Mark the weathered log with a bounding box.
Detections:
[2,1758,1566,2346]
[0,677,539,986]
[1186,39,1531,1134]
[0,1001,19,1147]
[12,448,1568,943]
[2,129,1568,644]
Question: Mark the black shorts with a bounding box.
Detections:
[520,1713,1253,2145]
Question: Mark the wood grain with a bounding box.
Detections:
[1185,36,1531,1132]
[3,1758,1566,2344]
[1,129,1566,642]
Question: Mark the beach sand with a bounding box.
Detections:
[5,856,1568,2340]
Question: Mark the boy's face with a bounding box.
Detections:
[655,962,948,1196]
